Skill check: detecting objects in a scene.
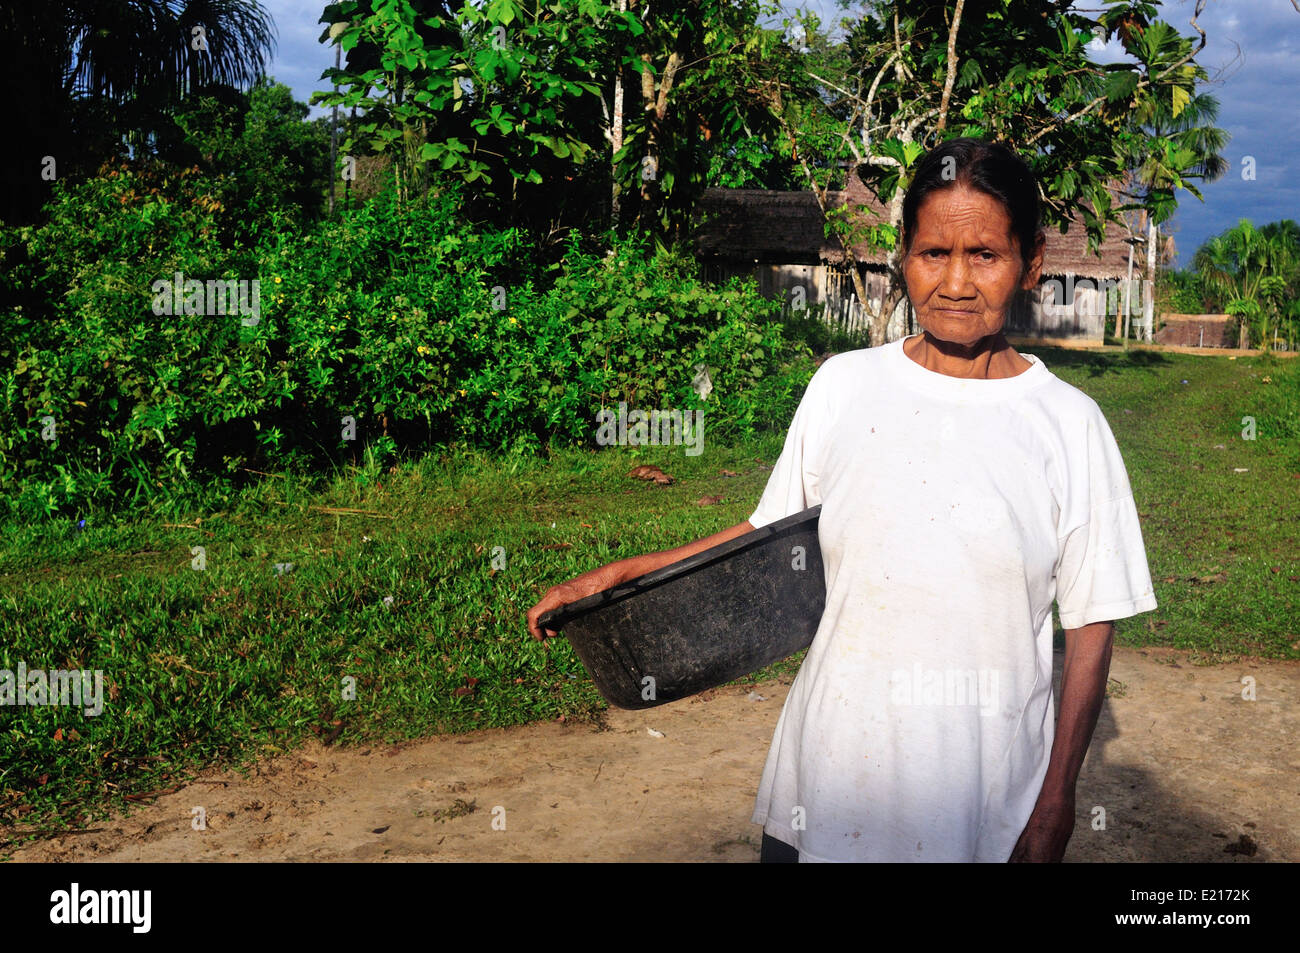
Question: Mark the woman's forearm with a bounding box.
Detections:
[528,519,757,640]
[617,520,756,580]
[1038,620,1114,801]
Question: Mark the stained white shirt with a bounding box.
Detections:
[748,335,1157,862]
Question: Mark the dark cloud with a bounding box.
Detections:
[1161,0,1300,265]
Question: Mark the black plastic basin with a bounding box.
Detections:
[537,505,824,709]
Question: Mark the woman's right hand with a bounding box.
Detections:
[526,558,643,642]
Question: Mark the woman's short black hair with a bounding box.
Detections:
[901,137,1043,274]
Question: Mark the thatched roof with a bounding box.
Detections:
[694,174,1136,280]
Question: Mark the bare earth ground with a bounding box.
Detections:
[9,646,1298,862]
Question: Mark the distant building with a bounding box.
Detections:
[693,173,1140,345]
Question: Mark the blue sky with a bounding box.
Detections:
[258,0,1299,268]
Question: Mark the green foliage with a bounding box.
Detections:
[0,160,233,517]
[1193,218,1300,350]
[530,234,813,450]
[1157,268,1204,314]
[313,0,791,246]
[609,0,790,241]
[707,132,803,191]
[0,169,812,521]
[314,0,623,204]
[1,0,277,225]
[164,80,332,241]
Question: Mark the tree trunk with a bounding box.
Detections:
[877,282,907,345]
[639,49,682,231]
[610,0,627,227]
[1144,216,1158,341]
[875,184,908,346]
[329,42,340,216]
[345,104,355,211]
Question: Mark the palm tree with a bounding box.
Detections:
[1115,28,1227,342]
[66,1,275,138]
[1258,220,1300,350]
[1192,219,1297,350]
[1,1,275,223]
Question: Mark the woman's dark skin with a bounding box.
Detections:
[526,182,1116,863]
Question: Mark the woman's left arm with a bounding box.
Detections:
[1009,619,1114,862]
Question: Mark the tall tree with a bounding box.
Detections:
[316,0,787,248]
[317,0,617,231]
[1,0,275,224]
[1192,219,1299,350]
[1112,19,1227,341]
[612,0,790,244]
[765,0,1221,346]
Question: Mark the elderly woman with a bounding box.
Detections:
[527,137,1157,863]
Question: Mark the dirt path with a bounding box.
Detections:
[9,646,1297,862]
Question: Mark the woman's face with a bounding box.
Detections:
[902,184,1044,347]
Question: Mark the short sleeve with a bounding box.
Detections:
[1055,406,1158,629]
[748,362,833,529]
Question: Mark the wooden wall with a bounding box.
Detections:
[699,261,1121,344]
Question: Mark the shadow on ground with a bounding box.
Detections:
[1022,347,1176,378]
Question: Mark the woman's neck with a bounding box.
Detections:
[902,331,1032,380]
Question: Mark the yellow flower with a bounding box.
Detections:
[417,345,430,355]
[329,324,337,331]
[459,389,467,397]
[491,391,498,397]
[509,317,518,325]
[274,276,282,284]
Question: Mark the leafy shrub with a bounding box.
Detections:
[463,232,812,454]
[0,159,236,516]
[1,170,814,520]
[162,79,332,245]
[1157,268,1205,315]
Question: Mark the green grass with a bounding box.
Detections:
[0,438,791,845]
[1,345,1296,847]
[1021,346,1300,656]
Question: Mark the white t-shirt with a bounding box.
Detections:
[748,335,1157,862]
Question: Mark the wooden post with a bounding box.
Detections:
[1122,241,1135,349]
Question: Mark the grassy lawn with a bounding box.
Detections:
[1026,345,1299,657]
[1,344,1296,845]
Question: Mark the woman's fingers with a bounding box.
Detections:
[526,565,625,641]
[527,582,584,641]
[526,590,564,641]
